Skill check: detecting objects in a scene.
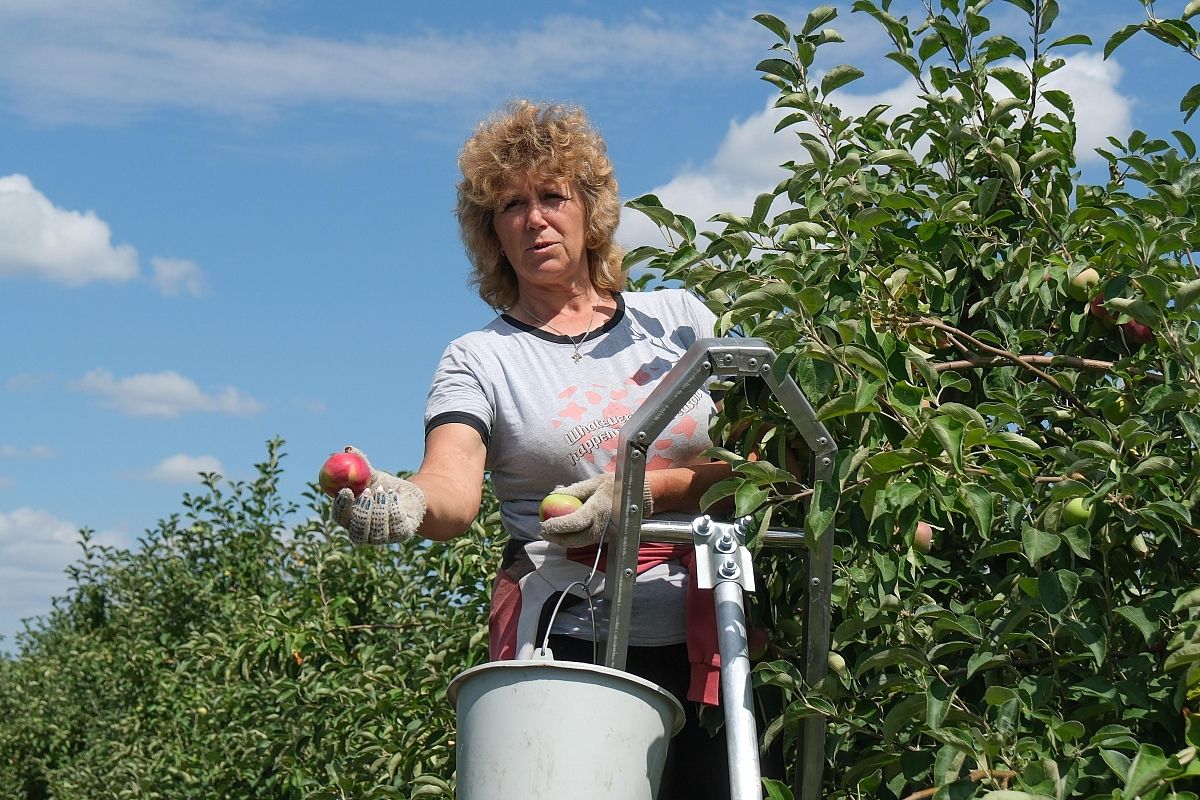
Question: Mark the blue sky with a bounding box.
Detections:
[0,0,1195,649]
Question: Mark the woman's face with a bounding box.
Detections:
[493,175,588,290]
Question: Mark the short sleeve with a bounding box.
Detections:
[424,340,493,445]
[680,289,719,338]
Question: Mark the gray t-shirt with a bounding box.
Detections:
[424,288,719,645]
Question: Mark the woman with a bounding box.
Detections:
[333,100,746,798]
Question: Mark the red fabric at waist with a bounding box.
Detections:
[565,542,721,706]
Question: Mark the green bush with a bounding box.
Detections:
[0,439,499,799]
[626,2,1200,798]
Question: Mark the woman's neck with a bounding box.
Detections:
[513,286,613,335]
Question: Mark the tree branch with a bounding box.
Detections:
[901,769,1017,800]
[936,353,1110,372]
[908,317,1094,414]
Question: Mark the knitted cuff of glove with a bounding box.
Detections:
[643,482,654,517]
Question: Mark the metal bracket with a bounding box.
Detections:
[691,515,755,592]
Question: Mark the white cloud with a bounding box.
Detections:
[0,506,127,644]
[1037,52,1131,158]
[0,174,139,285]
[147,453,223,483]
[74,369,263,418]
[619,55,1132,249]
[0,444,56,459]
[3,372,55,391]
[0,4,829,123]
[151,256,206,297]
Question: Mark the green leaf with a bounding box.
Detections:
[750,192,776,227]
[1178,278,1200,310]
[805,479,837,547]
[1165,643,1200,672]
[1125,744,1170,800]
[865,449,925,475]
[1022,525,1060,565]
[869,149,917,169]
[840,345,887,380]
[929,416,964,472]
[802,5,838,35]
[1104,23,1143,59]
[1131,456,1177,477]
[734,482,770,517]
[754,13,792,42]
[1038,569,1079,617]
[1174,587,1200,613]
[927,680,955,730]
[960,484,994,537]
[1064,619,1107,666]
[763,778,794,800]
[1048,33,1092,48]
[882,693,925,742]
[851,207,892,230]
[1115,605,1159,645]
[983,431,1042,454]
[821,64,865,95]
[757,58,801,84]
[1175,128,1197,158]
[780,221,827,242]
[989,66,1031,100]
[700,477,743,511]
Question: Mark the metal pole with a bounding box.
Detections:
[715,580,762,800]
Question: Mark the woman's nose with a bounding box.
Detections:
[525,204,548,228]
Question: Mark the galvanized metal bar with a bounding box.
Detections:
[797,451,836,800]
[641,519,808,549]
[714,580,762,800]
[604,343,715,671]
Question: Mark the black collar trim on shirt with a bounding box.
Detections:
[500,291,626,345]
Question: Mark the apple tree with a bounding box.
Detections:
[627,1,1200,798]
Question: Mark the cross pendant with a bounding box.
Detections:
[571,352,583,364]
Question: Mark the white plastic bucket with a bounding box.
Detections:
[448,657,685,799]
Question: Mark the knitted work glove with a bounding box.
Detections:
[539,474,654,549]
[331,446,427,545]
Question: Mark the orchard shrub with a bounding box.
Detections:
[627,2,1200,798]
[0,439,498,799]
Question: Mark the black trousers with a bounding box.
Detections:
[547,634,782,800]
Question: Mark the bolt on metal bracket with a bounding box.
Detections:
[692,515,755,592]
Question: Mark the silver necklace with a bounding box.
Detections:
[519,302,596,364]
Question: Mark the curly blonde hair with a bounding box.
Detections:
[456,100,625,310]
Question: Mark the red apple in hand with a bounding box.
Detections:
[318,451,371,497]
[539,493,583,520]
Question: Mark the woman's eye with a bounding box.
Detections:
[500,199,523,212]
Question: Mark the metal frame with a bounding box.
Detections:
[601,338,837,800]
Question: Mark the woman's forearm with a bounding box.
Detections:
[644,461,734,515]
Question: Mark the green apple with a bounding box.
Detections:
[827,651,847,674]
[1067,267,1100,302]
[1100,394,1129,424]
[1061,497,1093,527]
